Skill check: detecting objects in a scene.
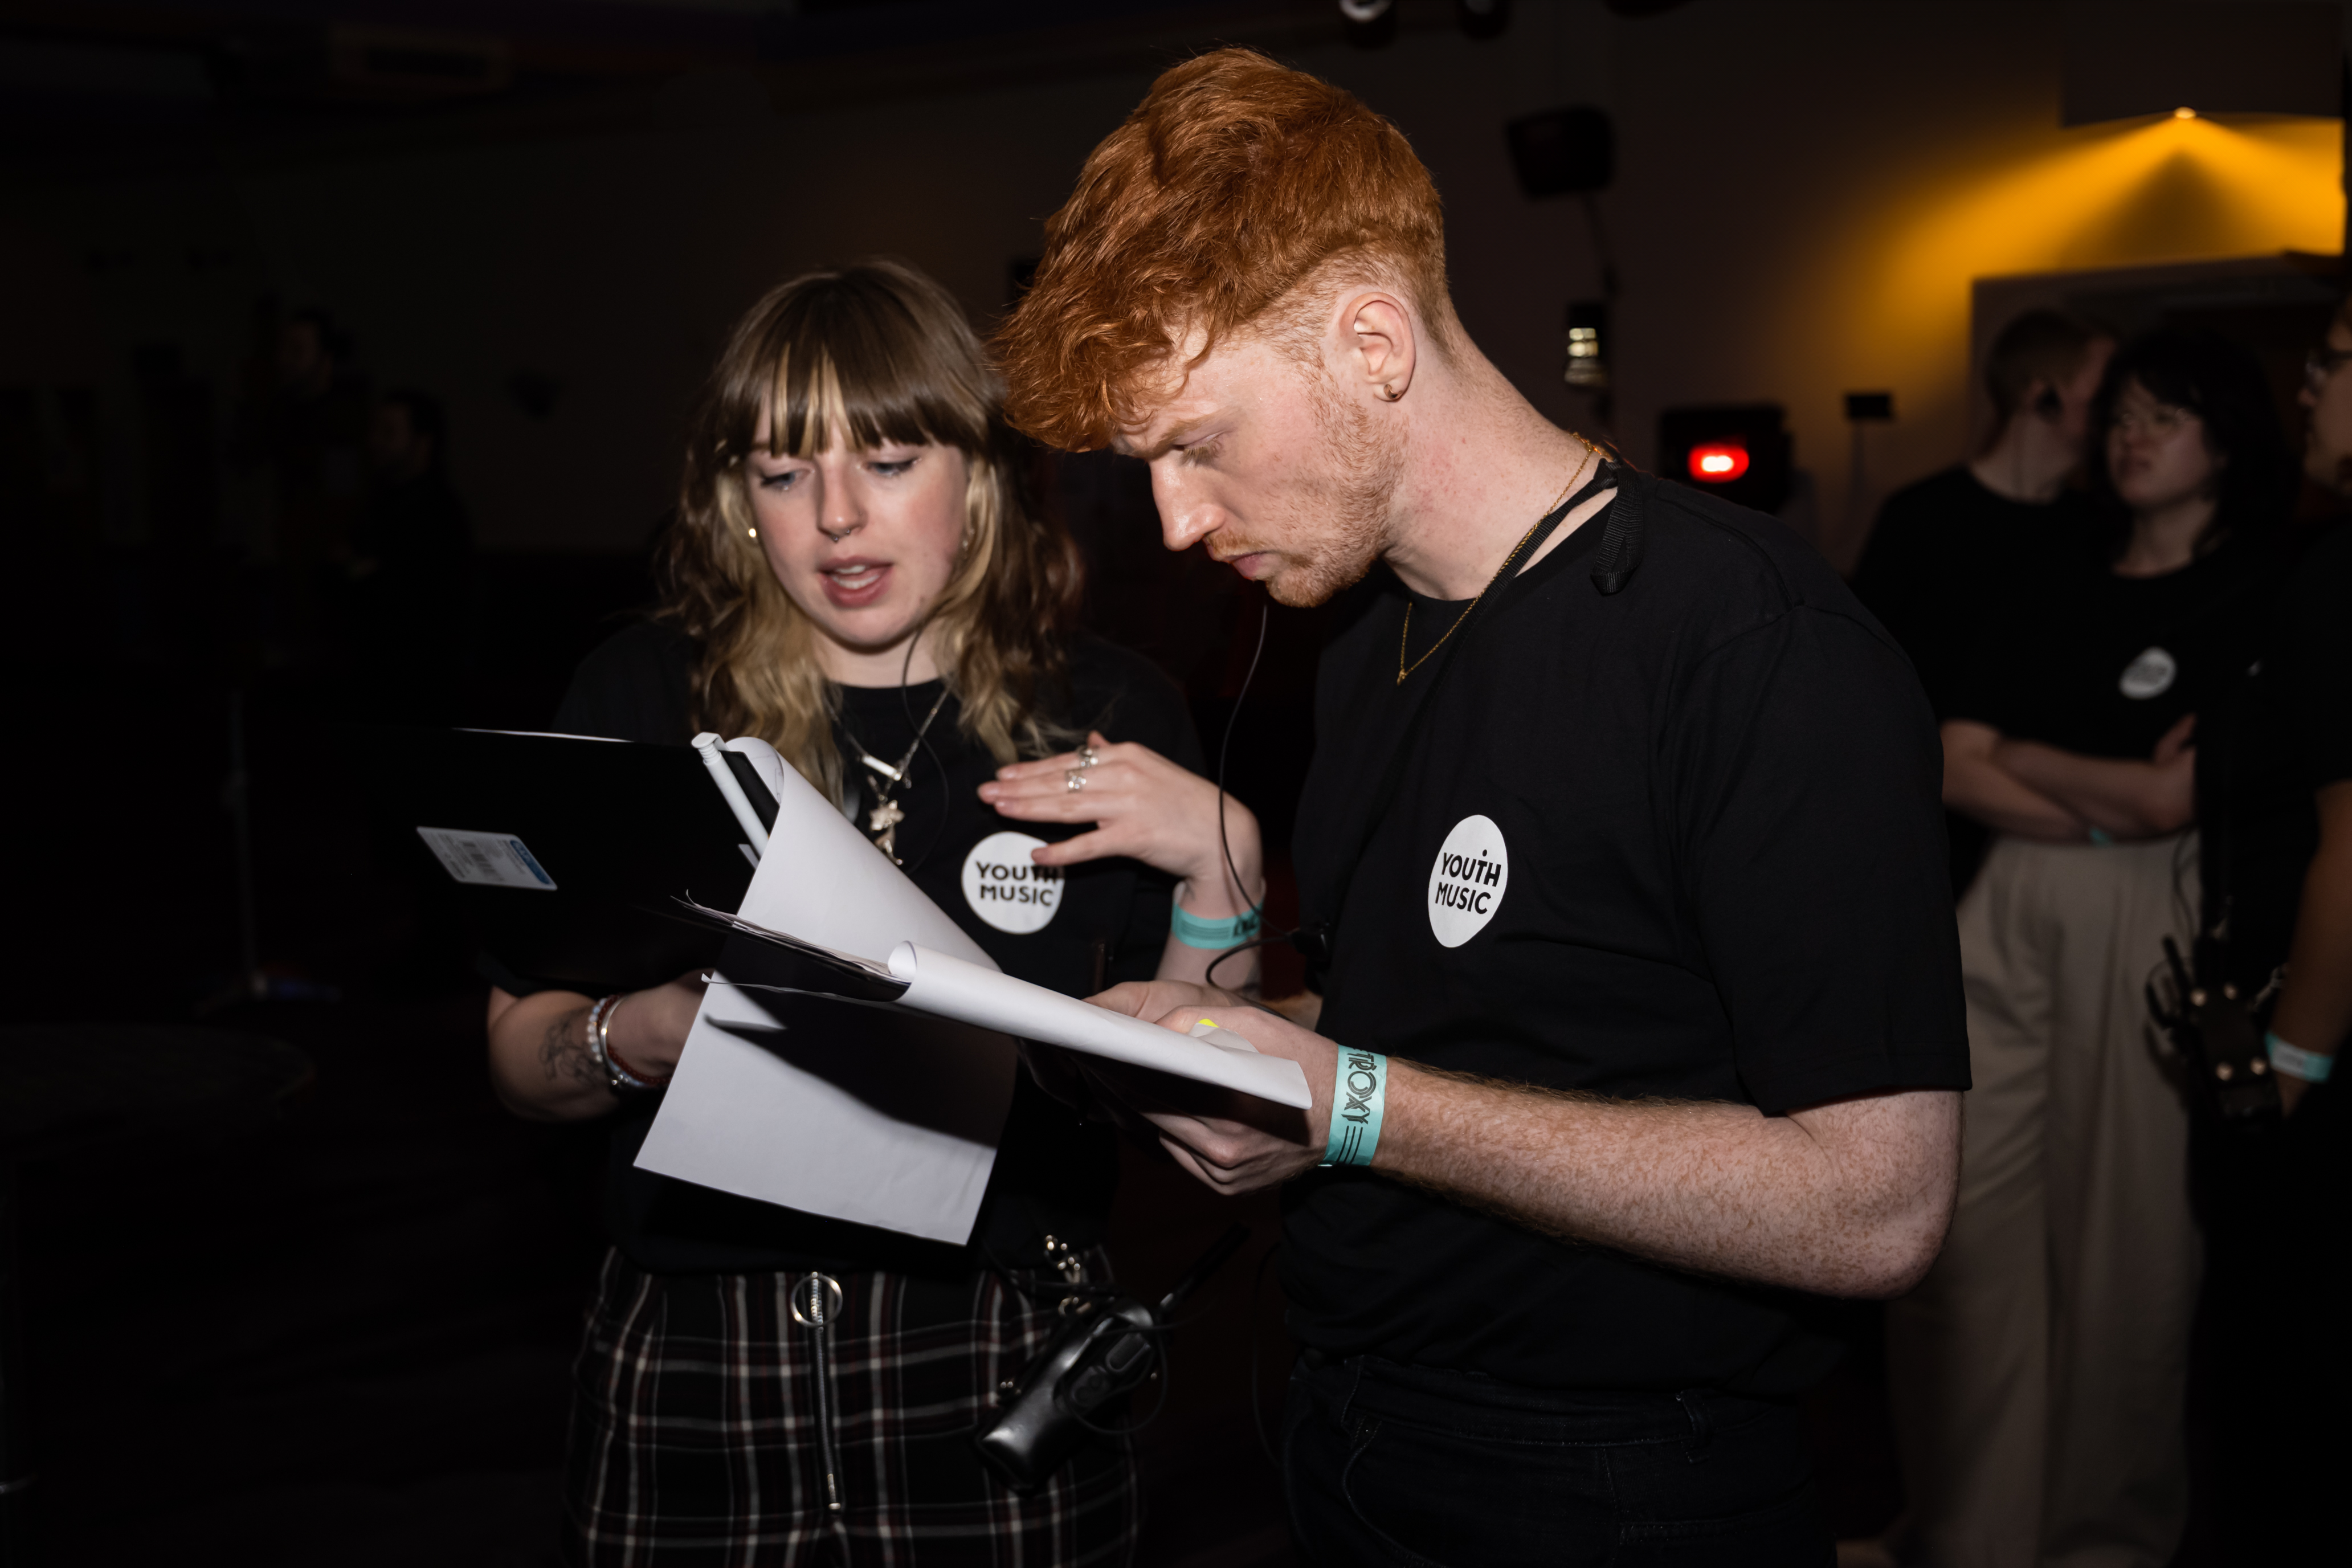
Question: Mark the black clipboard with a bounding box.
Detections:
[355,727,782,993]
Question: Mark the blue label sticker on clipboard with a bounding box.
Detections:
[417,826,558,891]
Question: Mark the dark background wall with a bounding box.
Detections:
[8,1,2343,572]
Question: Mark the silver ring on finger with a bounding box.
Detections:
[1064,767,1087,793]
[1076,744,1101,769]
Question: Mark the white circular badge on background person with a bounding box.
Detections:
[961,831,1064,934]
[1427,814,1509,948]
[2118,646,2178,700]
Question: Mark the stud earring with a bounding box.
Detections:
[747,526,758,539]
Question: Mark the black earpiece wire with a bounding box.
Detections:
[900,603,951,875]
[1206,596,1296,994]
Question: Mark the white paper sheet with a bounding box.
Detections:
[634,753,1016,1245]
[888,944,1313,1110]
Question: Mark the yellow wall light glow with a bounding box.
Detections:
[1781,113,2339,562]
[1863,115,2342,366]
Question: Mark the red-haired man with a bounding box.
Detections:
[999,50,1969,1561]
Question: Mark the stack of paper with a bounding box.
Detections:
[634,752,1308,1244]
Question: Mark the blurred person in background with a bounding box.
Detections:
[1885,329,2297,1567]
[342,389,473,722]
[480,260,1268,1565]
[235,306,369,662]
[2178,297,2352,1561]
[1852,308,2114,895]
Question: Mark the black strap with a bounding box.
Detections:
[1589,460,1649,595]
[1293,460,1645,975]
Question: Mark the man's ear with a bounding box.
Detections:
[1339,292,1417,403]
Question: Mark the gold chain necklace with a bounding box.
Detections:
[1397,444,1596,686]
[834,684,952,864]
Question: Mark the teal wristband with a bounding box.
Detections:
[1322,1048,1388,1167]
[1170,901,1264,950]
[2267,1031,2335,1084]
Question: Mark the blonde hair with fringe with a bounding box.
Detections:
[657,260,1083,801]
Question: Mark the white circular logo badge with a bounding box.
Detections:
[960,831,1064,934]
[2118,646,2178,700]
[1427,814,1509,948]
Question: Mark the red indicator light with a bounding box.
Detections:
[1688,442,1750,483]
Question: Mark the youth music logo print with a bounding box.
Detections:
[2118,646,2178,700]
[961,831,1063,934]
[1427,814,1508,948]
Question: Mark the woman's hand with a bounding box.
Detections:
[604,971,707,1079]
[979,731,1265,915]
[485,969,706,1122]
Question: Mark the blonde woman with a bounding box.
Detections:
[483,260,1264,1565]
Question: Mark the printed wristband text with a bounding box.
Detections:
[1322,1048,1388,1167]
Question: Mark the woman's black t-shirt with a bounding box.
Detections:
[1947,534,2280,760]
[494,620,1206,1279]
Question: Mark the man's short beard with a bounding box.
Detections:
[1255,365,1405,607]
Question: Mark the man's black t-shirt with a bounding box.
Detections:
[1947,534,2277,761]
[2199,522,2352,987]
[1286,476,1970,1396]
[496,620,1206,1277]
[1851,465,2097,720]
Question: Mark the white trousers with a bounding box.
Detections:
[1885,834,2202,1568]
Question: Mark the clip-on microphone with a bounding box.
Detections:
[973,1224,1251,1492]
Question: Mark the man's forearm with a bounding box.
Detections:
[1995,739,2190,838]
[1369,1065,1959,1299]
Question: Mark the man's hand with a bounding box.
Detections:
[1078,978,1333,1193]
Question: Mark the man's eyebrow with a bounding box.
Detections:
[1118,413,1219,460]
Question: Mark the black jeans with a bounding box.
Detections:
[1283,1355,1830,1567]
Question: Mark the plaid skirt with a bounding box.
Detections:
[563,1248,1139,1567]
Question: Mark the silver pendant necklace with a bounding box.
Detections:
[837,685,950,864]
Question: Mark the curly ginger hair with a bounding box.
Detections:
[994,48,1456,451]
